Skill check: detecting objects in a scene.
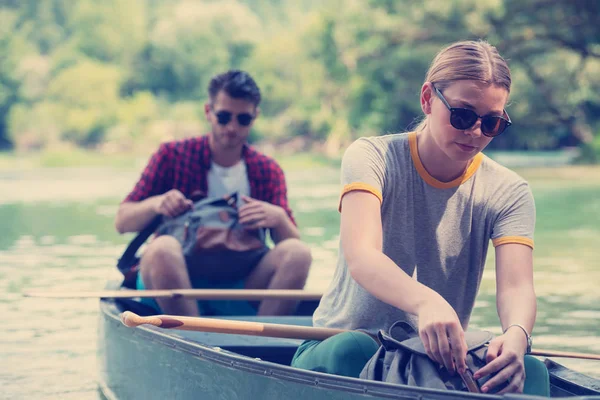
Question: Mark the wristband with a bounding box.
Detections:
[504,323,532,354]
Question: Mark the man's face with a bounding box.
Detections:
[205,91,258,151]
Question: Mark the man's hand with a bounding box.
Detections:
[472,328,528,394]
[417,294,468,375]
[155,189,193,217]
[239,195,285,229]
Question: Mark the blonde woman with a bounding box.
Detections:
[292,40,549,395]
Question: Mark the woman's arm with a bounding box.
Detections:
[496,243,536,341]
[473,243,536,393]
[341,190,468,374]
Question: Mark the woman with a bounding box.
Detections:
[292,40,549,395]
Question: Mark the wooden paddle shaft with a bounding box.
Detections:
[121,311,345,341]
[121,311,600,361]
[530,349,600,361]
[24,289,323,301]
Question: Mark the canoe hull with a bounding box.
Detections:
[98,292,600,400]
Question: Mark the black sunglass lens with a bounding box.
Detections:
[481,117,506,136]
[450,109,478,130]
[237,114,253,126]
[215,111,232,125]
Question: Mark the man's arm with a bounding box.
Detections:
[270,206,300,242]
[115,143,180,234]
[115,190,193,234]
[238,195,300,243]
[245,160,300,243]
[115,197,162,234]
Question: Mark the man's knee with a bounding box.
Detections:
[140,236,185,278]
[276,238,312,273]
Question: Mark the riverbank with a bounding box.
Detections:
[0,146,589,172]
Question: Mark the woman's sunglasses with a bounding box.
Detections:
[213,109,255,127]
[433,86,511,137]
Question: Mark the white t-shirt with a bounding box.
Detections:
[207,161,251,206]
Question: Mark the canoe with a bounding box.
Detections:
[97,282,600,400]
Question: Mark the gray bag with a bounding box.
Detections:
[155,192,266,255]
[360,321,508,393]
[117,192,266,287]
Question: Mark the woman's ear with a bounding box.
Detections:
[420,82,434,115]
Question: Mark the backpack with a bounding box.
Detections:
[117,192,266,288]
[360,321,508,393]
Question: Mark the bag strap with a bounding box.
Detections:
[116,215,163,271]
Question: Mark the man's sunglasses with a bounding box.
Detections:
[213,109,254,127]
[433,86,511,137]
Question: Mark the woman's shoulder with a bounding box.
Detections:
[479,154,528,183]
[353,132,411,145]
[478,154,533,200]
[346,132,411,156]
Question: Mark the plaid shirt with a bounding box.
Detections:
[124,135,295,225]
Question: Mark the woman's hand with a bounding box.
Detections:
[417,295,468,375]
[473,327,528,393]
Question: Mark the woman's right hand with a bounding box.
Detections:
[155,189,193,217]
[417,294,468,375]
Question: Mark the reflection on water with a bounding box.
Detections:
[1,167,599,399]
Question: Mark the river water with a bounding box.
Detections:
[1,165,599,399]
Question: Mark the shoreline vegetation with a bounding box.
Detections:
[1,146,599,186]
[2,1,599,165]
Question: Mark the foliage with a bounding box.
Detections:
[0,0,598,162]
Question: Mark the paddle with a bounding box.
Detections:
[22,289,323,301]
[121,311,600,361]
[121,311,345,340]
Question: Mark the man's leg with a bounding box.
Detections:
[139,236,199,316]
[244,238,312,316]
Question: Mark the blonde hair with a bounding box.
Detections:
[415,40,511,132]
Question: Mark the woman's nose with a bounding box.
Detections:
[464,119,483,138]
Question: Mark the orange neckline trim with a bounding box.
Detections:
[408,131,483,189]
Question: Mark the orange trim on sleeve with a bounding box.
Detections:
[338,183,383,212]
[492,236,534,249]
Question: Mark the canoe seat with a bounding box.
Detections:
[170,316,313,366]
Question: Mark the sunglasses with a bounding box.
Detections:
[212,109,254,127]
[433,86,511,137]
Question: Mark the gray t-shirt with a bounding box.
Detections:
[313,132,536,334]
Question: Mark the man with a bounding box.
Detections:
[115,70,312,317]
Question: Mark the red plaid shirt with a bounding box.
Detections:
[124,135,295,225]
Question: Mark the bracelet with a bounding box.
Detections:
[504,324,532,353]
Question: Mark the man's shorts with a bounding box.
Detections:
[136,246,270,316]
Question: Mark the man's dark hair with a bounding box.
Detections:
[208,70,261,106]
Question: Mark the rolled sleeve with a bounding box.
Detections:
[123,143,173,203]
